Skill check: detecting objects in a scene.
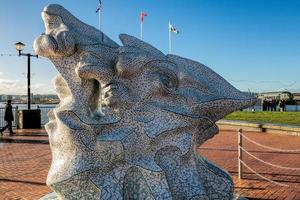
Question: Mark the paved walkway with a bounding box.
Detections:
[0,128,299,199]
[199,129,300,200]
[0,129,51,200]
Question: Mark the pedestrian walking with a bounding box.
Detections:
[0,100,15,136]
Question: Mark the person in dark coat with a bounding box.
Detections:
[0,100,15,136]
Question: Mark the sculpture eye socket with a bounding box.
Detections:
[46,15,62,28]
[159,72,178,91]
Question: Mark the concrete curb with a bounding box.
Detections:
[217,120,300,136]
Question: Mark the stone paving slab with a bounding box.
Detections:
[0,128,300,199]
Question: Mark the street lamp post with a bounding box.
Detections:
[15,42,38,110]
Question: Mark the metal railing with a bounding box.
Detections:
[0,105,56,128]
[37,105,55,125]
[238,129,300,187]
[0,106,19,128]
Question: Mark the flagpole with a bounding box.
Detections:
[98,1,104,115]
[99,7,103,115]
[169,21,172,54]
[100,8,102,31]
[141,18,143,40]
[98,7,102,31]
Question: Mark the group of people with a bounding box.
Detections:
[262,99,286,112]
[0,100,15,136]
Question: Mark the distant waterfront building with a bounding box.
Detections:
[257,91,293,101]
[0,94,59,104]
[20,96,28,102]
[0,95,9,101]
[293,93,300,101]
[6,95,12,101]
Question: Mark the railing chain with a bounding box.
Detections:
[241,133,300,152]
[238,128,300,188]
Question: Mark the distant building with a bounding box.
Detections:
[20,96,28,102]
[257,91,293,101]
[6,95,12,101]
[0,95,8,101]
[293,93,300,101]
[0,94,59,104]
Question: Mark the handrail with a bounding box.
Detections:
[238,128,300,188]
[239,160,290,187]
[241,133,300,152]
[240,146,300,171]
[0,105,55,127]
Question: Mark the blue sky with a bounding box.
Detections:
[0,0,299,94]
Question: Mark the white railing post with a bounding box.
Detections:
[238,128,243,179]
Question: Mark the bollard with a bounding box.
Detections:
[238,128,243,179]
[15,106,19,128]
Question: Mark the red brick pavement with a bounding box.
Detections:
[199,129,300,200]
[0,128,300,199]
[0,129,51,200]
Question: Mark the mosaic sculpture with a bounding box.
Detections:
[35,4,255,200]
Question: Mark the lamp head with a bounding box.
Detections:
[15,42,25,54]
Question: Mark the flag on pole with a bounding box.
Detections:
[140,11,147,23]
[96,0,102,13]
[169,23,179,34]
[140,11,147,40]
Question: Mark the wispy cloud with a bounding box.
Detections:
[0,79,55,95]
[0,78,19,85]
[0,78,20,94]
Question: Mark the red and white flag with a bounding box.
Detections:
[140,12,147,23]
